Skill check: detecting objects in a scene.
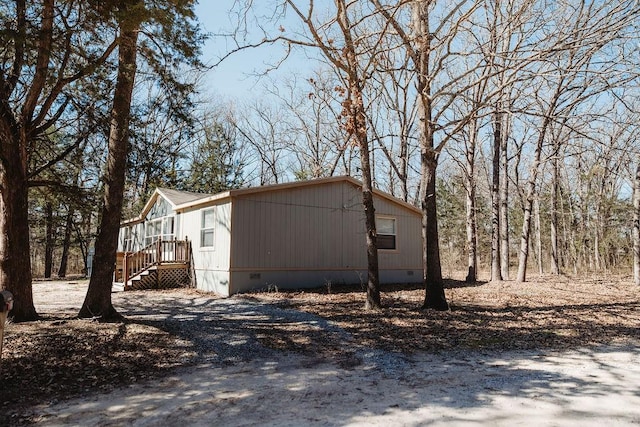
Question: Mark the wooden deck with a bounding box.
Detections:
[115,239,193,290]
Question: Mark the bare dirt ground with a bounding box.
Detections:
[1,274,639,426]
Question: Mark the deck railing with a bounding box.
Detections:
[122,239,191,284]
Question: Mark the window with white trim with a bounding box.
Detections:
[123,226,134,252]
[201,208,215,248]
[144,216,174,247]
[376,216,396,250]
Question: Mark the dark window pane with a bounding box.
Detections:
[378,234,396,250]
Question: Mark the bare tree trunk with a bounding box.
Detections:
[352,82,380,310]
[420,151,448,310]
[335,0,380,310]
[491,111,502,281]
[413,1,447,310]
[78,213,93,276]
[464,119,478,283]
[594,177,605,272]
[58,206,74,278]
[44,202,54,278]
[465,186,478,283]
[550,142,560,275]
[593,221,601,271]
[561,184,575,273]
[499,115,510,280]
[80,3,140,320]
[361,150,381,310]
[534,196,543,275]
[400,129,409,203]
[634,160,640,286]
[516,128,545,283]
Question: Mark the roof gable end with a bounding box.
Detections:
[157,188,212,206]
[121,188,212,225]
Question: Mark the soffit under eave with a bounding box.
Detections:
[173,191,233,213]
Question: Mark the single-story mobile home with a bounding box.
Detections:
[116,176,423,296]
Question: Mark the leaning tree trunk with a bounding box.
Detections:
[80,6,140,320]
[516,128,546,283]
[634,160,640,286]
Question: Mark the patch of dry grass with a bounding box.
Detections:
[244,275,640,353]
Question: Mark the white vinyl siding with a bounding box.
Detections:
[183,201,232,295]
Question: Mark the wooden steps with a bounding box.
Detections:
[115,239,193,291]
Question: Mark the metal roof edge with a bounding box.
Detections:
[228,175,421,216]
[124,176,421,219]
[173,191,233,211]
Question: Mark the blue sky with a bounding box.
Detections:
[194,2,312,101]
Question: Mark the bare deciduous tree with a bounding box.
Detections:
[228,0,386,308]
[634,159,640,285]
[515,0,640,282]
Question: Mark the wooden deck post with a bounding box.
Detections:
[185,237,195,288]
[123,253,129,288]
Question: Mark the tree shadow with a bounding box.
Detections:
[18,289,640,425]
[444,277,488,289]
[248,278,486,296]
[3,286,639,425]
[0,314,194,425]
[42,346,639,425]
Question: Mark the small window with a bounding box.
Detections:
[376,216,396,250]
[201,208,215,248]
[123,227,134,252]
[145,219,162,246]
[162,217,174,239]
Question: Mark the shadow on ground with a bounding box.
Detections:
[2,281,639,426]
[32,340,640,426]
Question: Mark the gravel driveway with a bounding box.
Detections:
[25,284,640,426]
